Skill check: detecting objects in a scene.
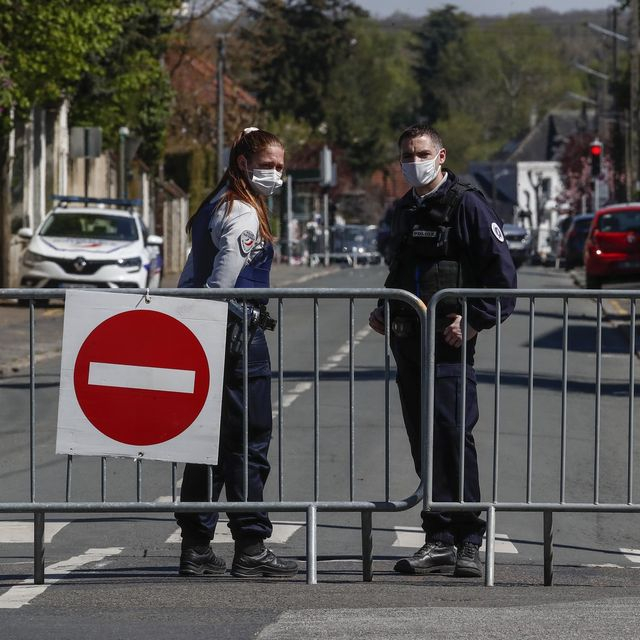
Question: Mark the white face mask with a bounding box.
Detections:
[401,157,440,188]
[250,168,283,196]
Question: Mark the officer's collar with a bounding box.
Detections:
[413,172,449,203]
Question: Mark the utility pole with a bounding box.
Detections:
[118,127,129,200]
[216,35,226,182]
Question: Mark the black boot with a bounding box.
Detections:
[394,541,456,575]
[179,545,226,577]
[454,541,482,578]
[231,542,298,578]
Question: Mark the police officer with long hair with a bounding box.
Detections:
[370,124,516,578]
[175,127,297,578]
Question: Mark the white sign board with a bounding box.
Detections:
[56,290,227,464]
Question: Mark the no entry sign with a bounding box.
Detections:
[56,290,228,464]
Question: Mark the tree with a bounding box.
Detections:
[238,3,419,176]
[323,17,419,174]
[413,5,471,124]
[433,16,585,169]
[240,0,366,128]
[69,1,179,168]
[0,0,130,286]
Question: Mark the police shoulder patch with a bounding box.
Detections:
[491,222,505,243]
[239,229,256,255]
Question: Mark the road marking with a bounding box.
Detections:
[391,526,518,554]
[0,547,123,609]
[283,382,313,408]
[88,362,195,393]
[608,298,628,317]
[271,326,370,418]
[166,520,302,545]
[0,521,69,544]
[620,547,640,563]
[277,267,341,286]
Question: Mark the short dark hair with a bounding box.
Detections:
[398,124,444,150]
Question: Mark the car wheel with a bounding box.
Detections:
[586,275,601,290]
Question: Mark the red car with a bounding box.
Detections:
[583,203,640,289]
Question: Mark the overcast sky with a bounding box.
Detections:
[355,0,616,18]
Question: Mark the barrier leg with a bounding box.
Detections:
[34,512,45,585]
[361,511,373,582]
[484,506,495,587]
[306,505,317,585]
[543,510,553,586]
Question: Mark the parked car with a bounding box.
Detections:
[561,213,594,270]
[502,223,531,268]
[18,195,163,294]
[330,224,381,265]
[583,204,640,289]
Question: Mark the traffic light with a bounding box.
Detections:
[590,139,603,177]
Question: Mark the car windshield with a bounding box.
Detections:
[40,213,138,241]
[598,210,640,233]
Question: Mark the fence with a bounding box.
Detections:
[1,286,638,588]
[0,286,425,586]
[427,288,640,586]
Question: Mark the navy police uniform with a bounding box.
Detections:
[175,194,274,549]
[385,169,516,546]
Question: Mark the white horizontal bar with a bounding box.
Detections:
[88,362,195,394]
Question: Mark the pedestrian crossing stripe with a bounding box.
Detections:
[0,521,69,544]
[620,548,640,563]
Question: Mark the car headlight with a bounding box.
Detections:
[117,256,142,271]
[23,250,46,267]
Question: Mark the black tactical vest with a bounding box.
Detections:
[384,178,479,323]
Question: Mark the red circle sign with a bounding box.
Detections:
[73,310,210,446]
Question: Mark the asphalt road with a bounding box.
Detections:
[0,262,640,638]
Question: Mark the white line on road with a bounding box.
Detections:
[0,521,69,543]
[88,362,195,393]
[271,326,371,418]
[0,547,124,609]
[620,547,640,563]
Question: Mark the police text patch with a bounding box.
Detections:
[491,222,505,242]
[413,229,438,238]
[239,230,256,255]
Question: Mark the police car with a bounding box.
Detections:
[18,195,163,291]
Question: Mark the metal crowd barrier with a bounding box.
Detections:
[427,288,640,586]
[0,287,425,585]
[2,286,637,588]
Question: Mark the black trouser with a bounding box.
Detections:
[391,335,485,546]
[176,328,273,547]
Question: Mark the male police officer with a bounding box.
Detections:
[369,124,516,578]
